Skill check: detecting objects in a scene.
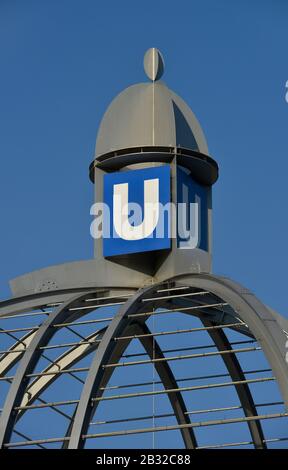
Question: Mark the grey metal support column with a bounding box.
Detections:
[134,322,197,448]
[0,290,95,448]
[68,285,160,448]
[202,319,266,449]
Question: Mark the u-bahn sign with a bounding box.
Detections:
[103,165,171,257]
[102,164,208,257]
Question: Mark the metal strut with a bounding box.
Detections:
[66,284,198,449]
[0,290,97,448]
[202,319,266,449]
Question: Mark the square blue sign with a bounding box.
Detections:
[103,166,171,257]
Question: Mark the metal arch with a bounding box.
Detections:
[202,319,266,449]
[133,322,197,448]
[0,290,99,448]
[67,284,197,449]
[0,288,99,318]
[170,295,252,338]
[172,273,288,409]
[0,287,133,378]
[66,321,197,448]
[1,273,287,448]
[0,286,136,318]
[62,325,135,449]
[0,330,37,377]
[67,285,154,448]
[15,327,107,420]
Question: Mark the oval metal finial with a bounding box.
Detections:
[144,48,164,81]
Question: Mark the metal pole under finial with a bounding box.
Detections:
[144,48,165,81]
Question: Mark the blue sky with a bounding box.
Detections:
[0,0,288,449]
[1,0,288,315]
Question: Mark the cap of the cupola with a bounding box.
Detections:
[95,48,209,157]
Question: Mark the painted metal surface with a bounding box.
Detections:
[0,290,102,446]
[0,49,287,450]
[0,274,287,448]
[95,82,209,158]
[67,284,197,448]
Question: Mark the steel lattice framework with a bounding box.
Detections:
[1,48,288,450]
[0,274,287,449]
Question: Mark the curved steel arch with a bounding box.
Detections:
[0,289,104,447]
[134,322,197,448]
[202,318,266,449]
[172,273,288,408]
[0,288,100,318]
[0,287,135,379]
[73,321,197,448]
[165,290,267,449]
[0,285,137,318]
[16,327,107,420]
[68,274,288,449]
[1,273,287,449]
[62,324,136,449]
[0,330,37,377]
[67,284,197,449]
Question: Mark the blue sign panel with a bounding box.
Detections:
[177,166,209,251]
[103,166,171,257]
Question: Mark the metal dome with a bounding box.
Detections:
[95,50,209,158]
[1,48,287,451]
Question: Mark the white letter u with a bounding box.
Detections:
[113,178,159,241]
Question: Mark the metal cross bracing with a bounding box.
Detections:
[0,274,287,449]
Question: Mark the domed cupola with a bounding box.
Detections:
[90,48,218,186]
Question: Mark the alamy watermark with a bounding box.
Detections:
[90,199,200,246]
